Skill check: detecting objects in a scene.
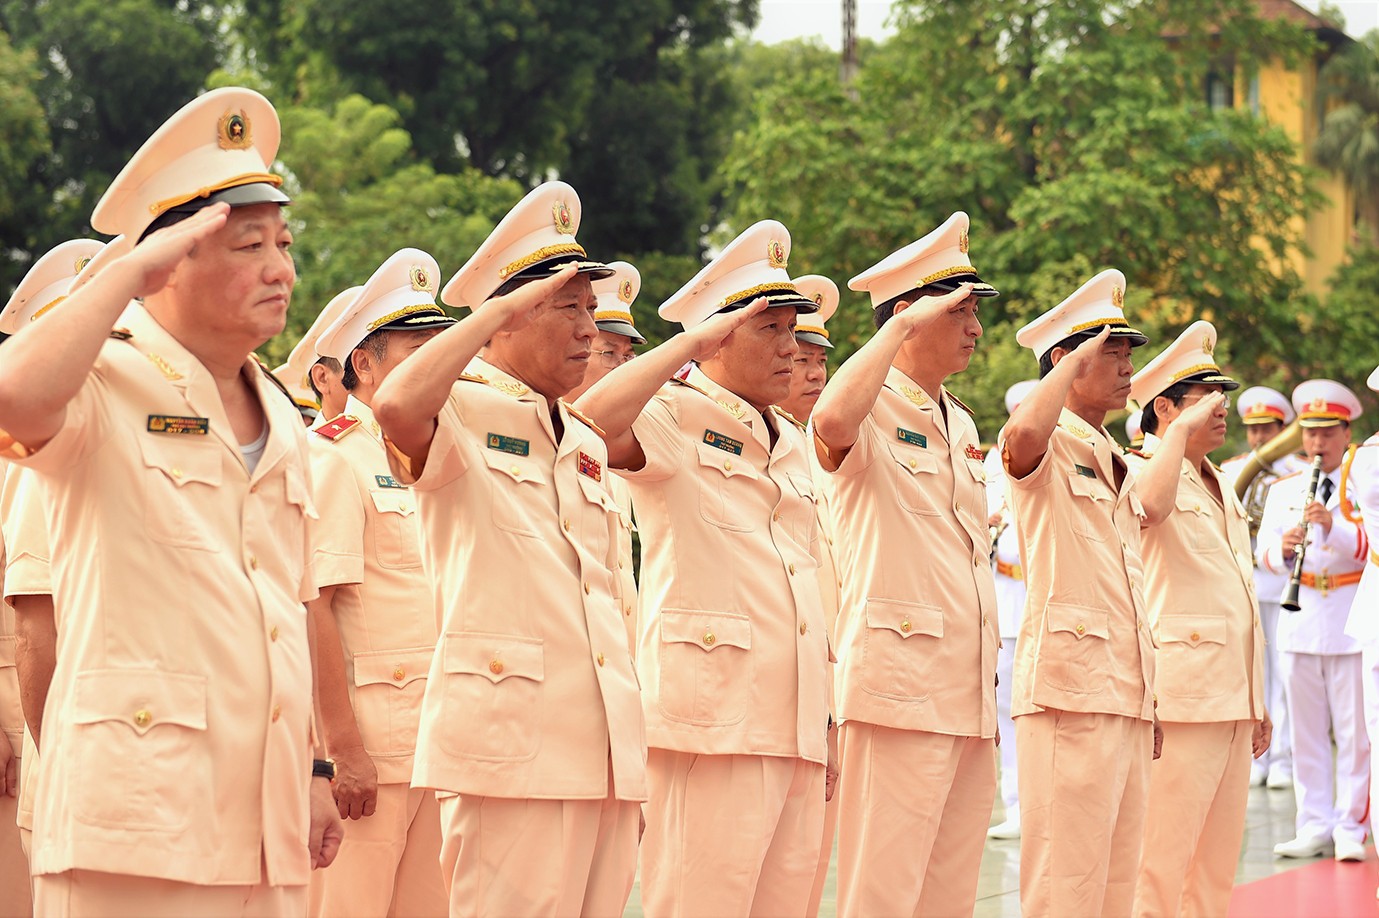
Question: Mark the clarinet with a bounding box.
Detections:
[1281,455,1325,612]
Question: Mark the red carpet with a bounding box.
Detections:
[1229,857,1379,917]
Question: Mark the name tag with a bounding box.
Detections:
[147,415,209,436]
[374,474,405,489]
[487,433,530,456]
[578,451,602,481]
[897,428,927,448]
[1075,463,1097,478]
[703,429,744,455]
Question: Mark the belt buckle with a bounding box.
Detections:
[1317,573,1331,596]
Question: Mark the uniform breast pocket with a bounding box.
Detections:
[71,670,210,832]
[137,436,223,552]
[889,445,940,516]
[695,442,757,532]
[576,474,618,561]
[438,632,543,761]
[478,449,546,538]
[1173,494,1212,552]
[860,598,944,700]
[351,646,433,757]
[1067,473,1112,542]
[657,609,752,725]
[368,489,422,569]
[1041,602,1110,693]
[1155,616,1229,698]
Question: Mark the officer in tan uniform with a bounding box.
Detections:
[274,285,361,425]
[1124,321,1271,917]
[565,261,647,654]
[0,88,342,916]
[811,212,1000,917]
[304,249,454,917]
[374,182,647,917]
[998,269,1225,917]
[575,220,834,917]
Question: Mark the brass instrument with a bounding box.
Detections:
[1281,455,1325,612]
[1233,418,1303,539]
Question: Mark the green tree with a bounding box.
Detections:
[1315,30,1379,242]
[0,28,53,290]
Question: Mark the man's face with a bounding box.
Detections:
[1245,420,1283,450]
[1061,337,1135,413]
[778,341,828,420]
[170,203,295,344]
[897,290,982,377]
[1157,383,1229,453]
[368,329,444,387]
[566,330,636,401]
[490,274,598,399]
[703,305,799,410]
[1302,423,1351,472]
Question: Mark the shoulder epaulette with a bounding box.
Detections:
[560,400,606,438]
[109,327,132,340]
[313,414,361,441]
[944,390,975,416]
[1126,448,1151,459]
[772,406,807,431]
[457,372,488,384]
[670,375,714,398]
[255,357,298,410]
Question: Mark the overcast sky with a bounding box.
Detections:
[752,0,1379,47]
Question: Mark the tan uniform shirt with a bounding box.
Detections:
[7,304,317,885]
[998,409,1156,721]
[623,366,830,765]
[1126,439,1264,723]
[309,394,436,785]
[0,466,22,764]
[609,473,639,654]
[403,358,646,802]
[818,369,999,737]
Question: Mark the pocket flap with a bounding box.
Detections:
[694,441,758,481]
[787,472,817,502]
[353,646,433,689]
[1157,617,1227,646]
[72,670,208,734]
[478,447,544,486]
[1174,494,1209,516]
[865,598,943,639]
[443,632,544,684]
[138,436,222,487]
[1067,472,1109,502]
[889,445,938,476]
[660,609,752,652]
[0,635,14,669]
[577,474,620,512]
[369,488,415,517]
[1046,602,1110,640]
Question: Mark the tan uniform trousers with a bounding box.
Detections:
[1017,709,1152,918]
[309,783,446,918]
[806,782,839,917]
[1134,720,1253,918]
[436,782,640,917]
[835,722,996,918]
[34,866,305,918]
[1,790,31,918]
[640,749,825,918]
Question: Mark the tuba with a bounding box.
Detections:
[1233,418,1303,539]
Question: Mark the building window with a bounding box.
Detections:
[1206,71,1234,110]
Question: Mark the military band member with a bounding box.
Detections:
[1125,321,1270,917]
[811,212,999,917]
[999,269,1224,917]
[374,182,647,917]
[274,285,362,425]
[565,261,648,655]
[304,249,455,917]
[575,220,833,917]
[1258,380,1369,862]
[0,88,342,915]
[1220,386,1308,789]
[987,378,1036,841]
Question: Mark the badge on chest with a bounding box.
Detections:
[703,429,744,455]
[897,428,927,449]
[374,474,405,489]
[147,414,209,436]
[578,451,602,481]
[486,433,530,456]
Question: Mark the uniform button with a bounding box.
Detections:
[618,559,625,570]
[788,563,797,576]
[1190,631,1200,642]
[800,622,808,635]
[249,555,259,570]
[583,581,591,595]
[170,467,183,479]
[597,653,606,667]
[983,615,989,627]
[271,704,281,723]
[900,619,912,633]
[724,460,733,471]
[624,605,633,617]
[133,708,152,728]
[1076,623,1087,635]
[1194,503,1202,512]
[562,519,571,532]
[270,626,279,642]
[703,631,716,646]
[1122,542,1129,551]
[510,465,521,476]
[489,659,504,675]
[955,502,962,513]
[773,511,781,522]
[393,666,405,681]
[908,459,918,470]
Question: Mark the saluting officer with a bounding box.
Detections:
[811,212,1000,918]
[374,182,647,917]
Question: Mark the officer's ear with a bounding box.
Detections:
[349,346,374,382]
[1153,394,1176,422]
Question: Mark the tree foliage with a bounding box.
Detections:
[1315,30,1379,241]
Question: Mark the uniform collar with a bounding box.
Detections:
[467,355,540,403]
[342,393,382,441]
[686,365,783,452]
[884,366,952,442]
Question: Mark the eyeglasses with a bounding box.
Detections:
[591,349,636,368]
[1178,393,1231,411]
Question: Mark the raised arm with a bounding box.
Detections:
[1001,327,1111,480]
[812,283,973,469]
[373,265,578,466]
[1133,393,1225,525]
[0,204,230,450]
[574,298,768,470]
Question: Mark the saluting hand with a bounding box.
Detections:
[1174,391,1227,436]
[891,283,975,340]
[487,263,580,334]
[685,296,770,363]
[120,202,232,299]
[1062,325,1114,378]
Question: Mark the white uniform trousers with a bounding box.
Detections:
[1280,651,1368,844]
[1362,645,1379,846]
[1258,599,1292,775]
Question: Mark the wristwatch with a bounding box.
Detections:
[312,758,336,780]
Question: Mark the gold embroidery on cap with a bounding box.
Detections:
[552,201,575,234]
[1202,334,1214,355]
[1067,317,1129,334]
[409,265,433,293]
[715,281,800,309]
[767,239,787,269]
[916,264,978,287]
[366,304,443,332]
[217,110,253,150]
[1111,285,1124,308]
[618,279,634,303]
[498,243,586,280]
[959,226,970,254]
[30,296,67,321]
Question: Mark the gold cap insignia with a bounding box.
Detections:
[1252,401,1268,415]
[1111,285,1124,309]
[552,201,574,235]
[1310,396,1327,411]
[959,227,970,254]
[409,265,433,293]
[813,291,824,305]
[75,256,93,274]
[618,279,634,303]
[767,240,787,269]
[1202,334,1214,355]
[217,111,253,151]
